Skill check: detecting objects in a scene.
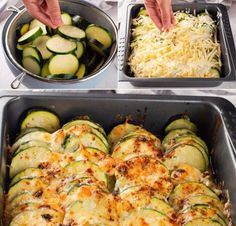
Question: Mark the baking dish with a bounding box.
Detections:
[0,93,236,225]
[119,3,236,87]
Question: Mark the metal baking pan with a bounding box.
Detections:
[119,3,236,87]
[0,93,236,225]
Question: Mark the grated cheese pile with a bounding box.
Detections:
[129,10,222,78]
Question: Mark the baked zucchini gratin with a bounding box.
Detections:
[4,110,232,225]
[129,8,222,78]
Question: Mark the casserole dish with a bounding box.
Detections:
[119,3,236,87]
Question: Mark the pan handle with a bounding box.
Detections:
[118,37,125,71]
[11,72,26,89]
[6,5,21,13]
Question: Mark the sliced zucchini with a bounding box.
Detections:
[87,38,107,57]
[15,127,46,141]
[13,140,49,157]
[22,56,41,75]
[20,23,30,36]
[61,12,72,25]
[107,122,142,148]
[170,163,202,184]
[184,218,223,226]
[62,134,81,153]
[87,52,98,69]
[112,135,162,161]
[182,195,225,212]
[122,209,173,226]
[10,207,63,226]
[75,42,85,59]
[33,35,53,60]
[115,156,170,192]
[169,182,219,208]
[18,27,43,45]
[11,131,51,154]
[209,68,221,78]
[72,15,90,30]
[76,63,86,78]
[179,205,227,226]
[20,110,60,133]
[57,25,86,41]
[162,129,195,151]
[41,62,50,77]
[10,168,44,187]
[137,7,148,17]
[165,118,197,134]
[10,147,52,178]
[86,25,113,48]
[46,74,77,80]
[22,46,42,63]
[29,19,47,35]
[16,42,32,51]
[48,54,79,75]
[7,178,45,202]
[62,119,106,137]
[164,145,206,172]
[46,35,76,54]
[64,160,108,187]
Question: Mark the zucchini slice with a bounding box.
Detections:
[62,119,106,136]
[76,63,86,78]
[18,27,43,45]
[11,131,51,154]
[48,54,79,75]
[209,68,221,78]
[115,156,170,192]
[72,15,90,30]
[75,42,85,59]
[13,140,49,157]
[46,35,76,54]
[164,145,206,172]
[179,205,227,226]
[85,25,113,48]
[10,168,44,187]
[182,195,225,212]
[122,209,173,226]
[184,218,223,226]
[20,110,60,133]
[57,25,86,41]
[162,129,195,151]
[64,160,108,187]
[10,147,52,178]
[137,7,148,17]
[87,52,98,69]
[10,207,63,226]
[41,62,50,77]
[33,35,53,60]
[61,12,72,25]
[169,182,219,208]
[7,178,45,202]
[16,42,32,51]
[112,134,162,161]
[22,46,42,63]
[87,38,107,57]
[29,19,47,35]
[22,56,41,75]
[107,122,142,148]
[46,74,76,80]
[165,118,197,134]
[20,23,30,36]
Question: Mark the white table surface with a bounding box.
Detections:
[118,1,236,90]
[0,0,118,90]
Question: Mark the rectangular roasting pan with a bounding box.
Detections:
[119,3,236,87]
[0,92,236,225]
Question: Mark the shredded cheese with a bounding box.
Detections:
[129,11,222,78]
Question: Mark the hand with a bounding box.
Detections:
[144,0,175,31]
[23,0,63,28]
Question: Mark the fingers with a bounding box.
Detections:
[144,0,162,30]
[158,0,172,30]
[45,0,63,28]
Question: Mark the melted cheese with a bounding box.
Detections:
[129,12,221,78]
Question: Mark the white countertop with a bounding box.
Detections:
[118,1,236,90]
[0,0,118,90]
